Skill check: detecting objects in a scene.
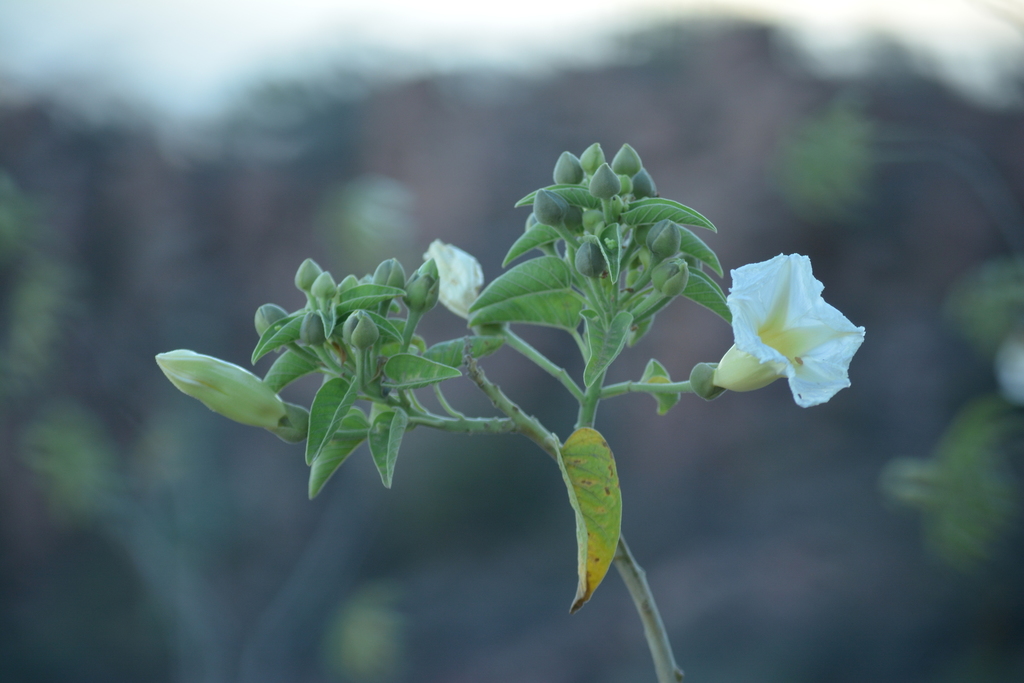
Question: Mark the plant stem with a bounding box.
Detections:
[502,329,584,402]
[614,538,684,683]
[601,380,693,400]
[576,369,605,429]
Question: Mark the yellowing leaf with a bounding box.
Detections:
[558,427,622,613]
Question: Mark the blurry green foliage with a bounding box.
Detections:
[945,256,1024,358]
[317,175,416,273]
[20,400,121,525]
[882,396,1019,571]
[321,581,406,682]
[0,172,33,264]
[776,101,874,222]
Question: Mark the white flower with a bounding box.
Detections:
[424,239,484,319]
[712,254,865,407]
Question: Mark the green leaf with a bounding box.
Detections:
[469,256,585,331]
[582,310,633,388]
[251,314,303,364]
[514,185,602,210]
[684,269,731,323]
[678,226,723,276]
[597,223,623,283]
[423,336,505,368]
[305,377,358,465]
[622,198,717,232]
[558,428,622,613]
[369,408,408,488]
[335,284,405,315]
[640,359,680,415]
[503,224,561,266]
[383,354,462,390]
[307,407,369,499]
[263,350,319,393]
[627,316,653,347]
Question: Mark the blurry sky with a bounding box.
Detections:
[0,0,1021,118]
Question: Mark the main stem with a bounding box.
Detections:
[467,349,683,683]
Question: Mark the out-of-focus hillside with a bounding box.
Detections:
[1,21,1022,683]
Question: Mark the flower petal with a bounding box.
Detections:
[425,240,484,319]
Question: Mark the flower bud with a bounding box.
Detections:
[611,143,642,177]
[580,143,605,175]
[269,402,310,443]
[617,174,633,196]
[254,303,288,337]
[295,258,323,292]
[533,189,568,226]
[553,151,585,185]
[632,168,657,198]
[563,205,583,231]
[525,212,539,231]
[425,240,484,318]
[338,273,359,296]
[582,209,604,233]
[403,259,440,313]
[645,219,681,262]
[373,258,406,289]
[300,311,327,346]
[347,310,379,350]
[156,350,287,429]
[311,271,337,300]
[589,163,621,200]
[689,362,726,401]
[651,259,689,297]
[575,238,606,278]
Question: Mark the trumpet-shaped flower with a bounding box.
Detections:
[425,239,483,319]
[713,254,865,407]
[156,350,287,428]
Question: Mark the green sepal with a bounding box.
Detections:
[263,350,320,393]
[514,185,602,210]
[622,198,717,233]
[369,408,408,489]
[640,359,680,415]
[251,313,304,364]
[335,284,405,316]
[383,354,462,390]
[305,376,358,465]
[468,256,585,331]
[308,407,369,498]
[677,226,723,276]
[423,336,505,367]
[504,224,560,266]
[683,269,731,323]
[582,310,633,388]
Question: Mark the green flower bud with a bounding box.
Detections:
[580,143,605,175]
[553,151,585,184]
[295,258,323,292]
[575,238,606,278]
[582,209,604,233]
[311,271,337,300]
[589,163,621,200]
[373,258,406,289]
[155,350,287,429]
[617,174,633,196]
[533,189,568,226]
[403,259,440,313]
[348,310,379,350]
[269,402,310,443]
[632,168,657,198]
[300,311,327,346]
[611,143,642,177]
[338,273,359,295]
[651,259,689,297]
[254,303,288,337]
[689,362,725,401]
[646,219,681,262]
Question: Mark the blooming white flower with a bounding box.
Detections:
[424,239,484,319]
[712,254,865,407]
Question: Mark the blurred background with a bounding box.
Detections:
[1,1,1023,682]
